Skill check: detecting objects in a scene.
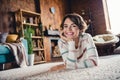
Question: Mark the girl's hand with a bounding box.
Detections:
[48,64,66,72]
[60,30,73,42]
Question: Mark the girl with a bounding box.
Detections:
[50,13,99,71]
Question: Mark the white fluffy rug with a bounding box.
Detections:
[0,62,63,80]
[24,55,120,80]
[1,55,120,80]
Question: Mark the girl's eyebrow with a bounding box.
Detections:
[64,22,75,25]
[63,24,67,25]
[71,23,76,25]
[71,23,78,27]
[63,23,77,27]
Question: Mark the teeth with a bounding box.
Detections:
[67,32,73,35]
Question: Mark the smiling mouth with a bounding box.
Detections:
[66,32,74,36]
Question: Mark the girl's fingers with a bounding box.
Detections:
[60,30,73,42]
[60,31,68,41]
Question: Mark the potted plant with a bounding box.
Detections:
[24,25,35,66]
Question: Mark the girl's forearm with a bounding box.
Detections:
[49,64,66,72]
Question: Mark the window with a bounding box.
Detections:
[106,0,120,35]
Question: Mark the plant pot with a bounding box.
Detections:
[28,54,35,66]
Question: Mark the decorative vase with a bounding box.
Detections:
[28,54,35,66]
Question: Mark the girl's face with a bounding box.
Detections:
[63,18,80,39]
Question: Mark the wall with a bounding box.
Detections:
[89,0,108,35]
[70,0,109,35]
[40,0,68,31]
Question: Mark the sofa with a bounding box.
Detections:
[0,38,28,64]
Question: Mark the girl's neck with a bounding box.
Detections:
[74,37,79,49]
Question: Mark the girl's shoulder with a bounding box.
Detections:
[58,38,66,44]
[80,33,92,38]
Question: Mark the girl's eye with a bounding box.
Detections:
[63,25,68,28]
[73,25,77,27]
[72,24,77,27]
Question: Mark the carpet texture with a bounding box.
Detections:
[24,55,120,80]
[1,55,120,80]
[0,62,63,80]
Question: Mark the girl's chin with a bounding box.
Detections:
[66,36,74,39]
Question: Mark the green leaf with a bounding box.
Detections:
[24,25,34,54]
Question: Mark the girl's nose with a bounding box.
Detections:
[67,26,72,30]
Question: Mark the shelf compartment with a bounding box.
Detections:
[34,50,46,64]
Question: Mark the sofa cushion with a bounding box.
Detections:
[0,45,11,54]
[0,54,15,63]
